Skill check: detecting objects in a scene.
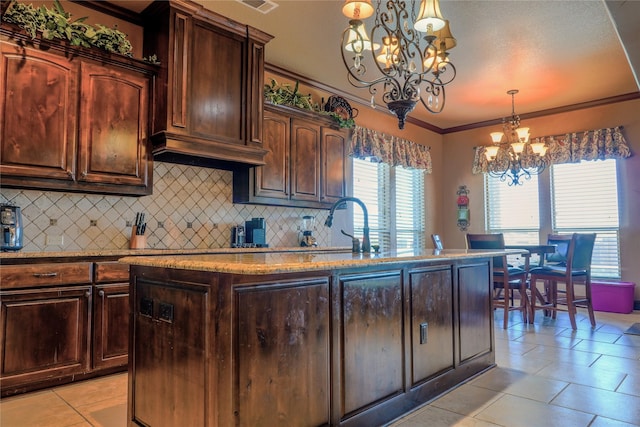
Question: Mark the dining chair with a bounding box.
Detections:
[466,233,529,329]
[528,233,597,330]
[431,234,443,250]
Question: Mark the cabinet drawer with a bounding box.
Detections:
[0,262,92,290]
[94,261,130,283]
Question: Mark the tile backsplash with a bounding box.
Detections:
[0,162,332,252]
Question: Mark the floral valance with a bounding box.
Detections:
[472,126,632,174]
[349,126,432,172]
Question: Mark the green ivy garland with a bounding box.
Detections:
[264,79,355,129]
[2,0,134,57]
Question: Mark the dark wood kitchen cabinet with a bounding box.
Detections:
[233,103,348,209]
[234,278,331,426]
[0,259,130,397]
[0,35,154,196]
[93,262,130,370]
[127,256,495,426]
[141,0,272,167]
[408,265,454,386]
[0,262,93,396]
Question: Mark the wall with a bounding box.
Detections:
[441,98,640,300]
[0,162,331,251]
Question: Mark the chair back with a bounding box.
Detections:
[431,234,443,250]
[545,235,570,264]
[466,233,506,268]
[569,233,596,272]
[545,233,596,274]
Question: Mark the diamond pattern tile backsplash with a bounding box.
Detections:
[0,162,332,252]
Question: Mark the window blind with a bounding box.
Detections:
[353,159,391,250]
[485,174,540,246]
[353,159,425,252]
[551,159,621,278]
[395,167,425,250]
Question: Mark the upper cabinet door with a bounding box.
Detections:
[290,118,320,202]
[255,110,289,199]
[321,127,348,204]
[78,62,150,190]
[189,21,244,144]
[0,42,77,182]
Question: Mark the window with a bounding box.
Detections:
[484,159,621,279]
[551,159,621,278]
[353,158,425,251]
[485,174,540,246]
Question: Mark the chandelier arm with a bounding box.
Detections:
[339,0,456,129]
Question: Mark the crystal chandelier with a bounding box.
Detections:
[484,90,548,186]
[340,0,457,129]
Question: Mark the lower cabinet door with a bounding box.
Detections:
[234,278,331,427]
[132,278,209,427]
[458,262,493,363]
[338,270,404,419]
[409,266,454,385]
[93,283,129,370]
[0,286,92,392]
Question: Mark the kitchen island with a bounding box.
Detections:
[120,249,510,427]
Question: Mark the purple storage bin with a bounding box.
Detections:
[591,281,636,314]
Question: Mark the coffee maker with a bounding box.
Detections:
[1,204,23,251]
[245,217,268,247]
[300,215,317,247]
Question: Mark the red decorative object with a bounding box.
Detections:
[456,185,470,231]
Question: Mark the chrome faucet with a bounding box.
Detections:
[325,197,371,253]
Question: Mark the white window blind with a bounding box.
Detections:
[551,159,621,278]
[353,159,425,251]
[485,174,540,246]
[395,167,425,250]
[353,159,391,250]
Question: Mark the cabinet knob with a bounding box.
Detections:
[85,290,91,298]
[99,290,105,297]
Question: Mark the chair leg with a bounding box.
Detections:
[565,279,577,330]
[519,283,528,324]
[502,285,510,329]
[529,277,536,324]
[585,278,596,328]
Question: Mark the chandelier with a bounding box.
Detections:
[340,0,457,129]
[484,90,548,186]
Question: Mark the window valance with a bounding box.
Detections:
[349,125,432,172]
[472,126,632,174]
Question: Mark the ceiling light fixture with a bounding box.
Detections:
[484,90,548,186]
[340,0,457,129]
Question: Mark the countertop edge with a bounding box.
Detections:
[119,249,524,275]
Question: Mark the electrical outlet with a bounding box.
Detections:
[46,235,64,246]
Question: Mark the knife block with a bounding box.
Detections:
[130,226,146,249]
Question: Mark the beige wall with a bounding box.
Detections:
[441,98,640,300]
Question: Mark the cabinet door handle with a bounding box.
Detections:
[99,290,105,297]
[33,272,58,278]
[85,290,91,298]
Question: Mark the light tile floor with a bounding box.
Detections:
[1,309,639,427]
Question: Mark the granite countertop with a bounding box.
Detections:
[119,249,523,275]
[0,246,352,260]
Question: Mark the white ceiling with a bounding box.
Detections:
[122,0,640,132]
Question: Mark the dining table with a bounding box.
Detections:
[504,244,558,320]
